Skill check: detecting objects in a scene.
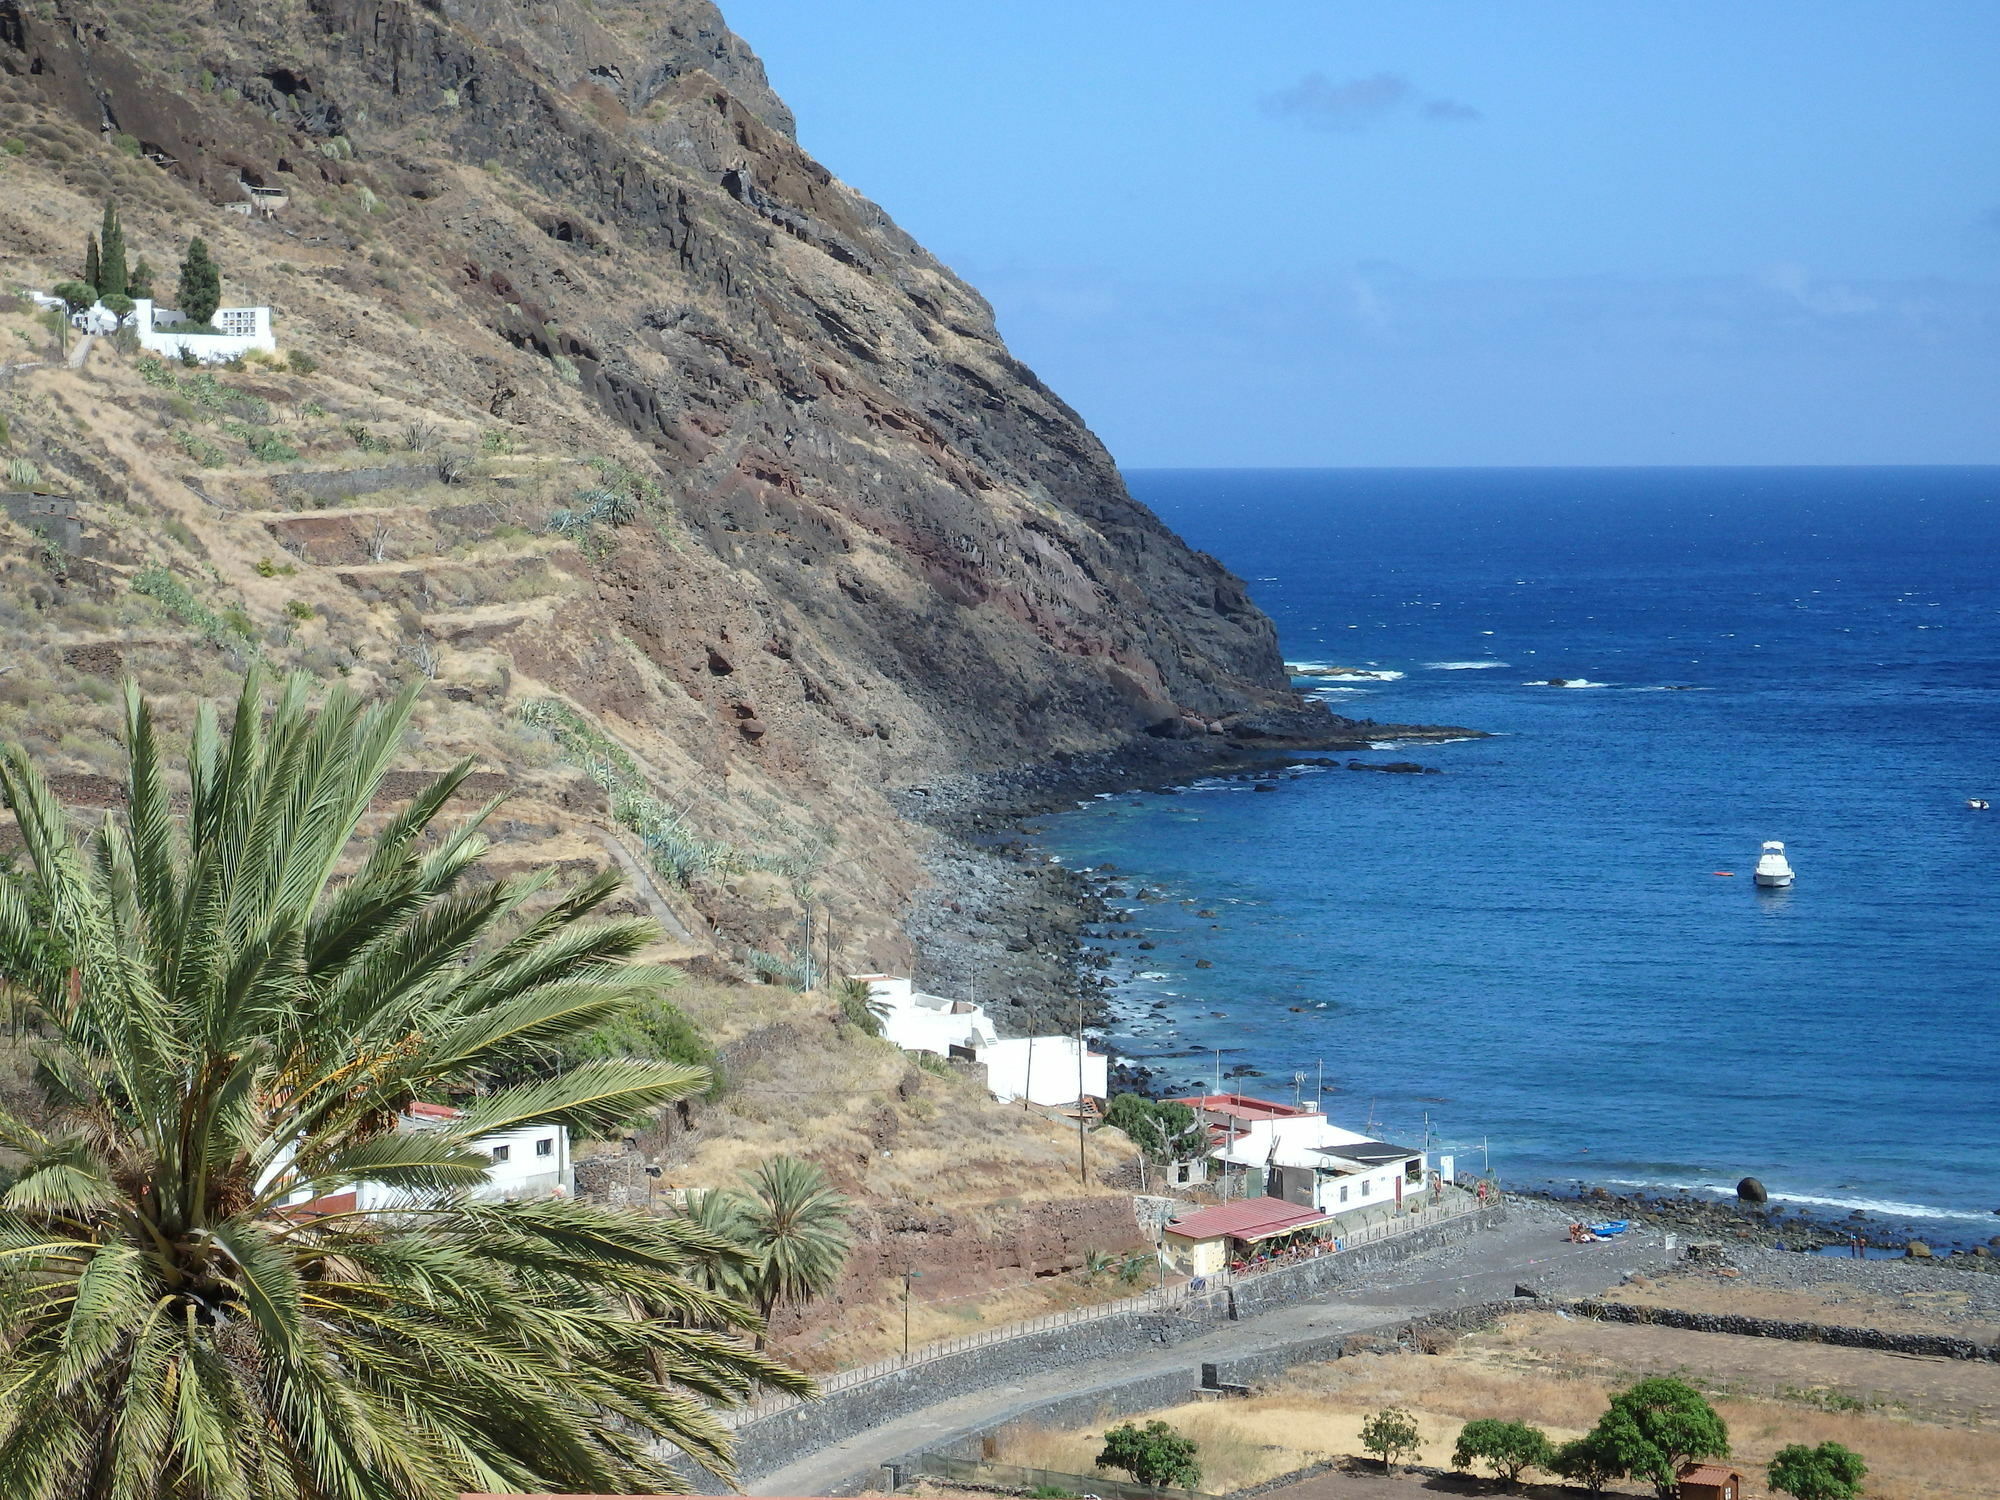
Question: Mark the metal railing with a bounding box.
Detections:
[718,1189,1488,1429]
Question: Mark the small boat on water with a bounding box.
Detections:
[1753,841,1795,889]
[1970,799,1991,811]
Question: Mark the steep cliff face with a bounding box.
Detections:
[0,0,1332,978]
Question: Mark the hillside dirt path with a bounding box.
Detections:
[747,1208,1675,1496]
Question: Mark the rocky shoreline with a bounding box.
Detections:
[1515,1184,2000,1260]
[895,717,1476,1037]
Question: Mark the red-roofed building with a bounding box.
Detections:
[1677,1463,1745,1500]
[1163,1197,1331,1276]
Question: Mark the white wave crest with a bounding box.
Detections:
[1425,661,1509,670]
[1289,665,1405,681]
[1525,678,1608,688]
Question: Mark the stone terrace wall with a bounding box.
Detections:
[700,1203,1508,1488]
[1570,1299,2000,1361]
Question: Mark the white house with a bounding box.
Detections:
[853,973,1108,1107]
[977,1035,1108,1107]
[131,297,276,363]
[853,974,999,1056]
[1176,1092,1428,1221]
[280,1101,572,1216]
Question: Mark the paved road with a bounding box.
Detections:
[748,1207,1675,1496]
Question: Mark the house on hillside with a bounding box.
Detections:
[1172,1092,1432,1220]
[853,974,1109,1108]
[279,1102,572,1216]
[131,297,277,363]
[1162,1197,1332,1277]
[978,1034,1108,1107]
[854,974,999,1055]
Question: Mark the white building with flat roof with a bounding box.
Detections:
[1198,1094,1429,1220]
[852,974,999,1056]
[977,1035,1108,1107]
[132,297,276,363]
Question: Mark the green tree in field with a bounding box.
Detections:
[98,199,128,298]
[1096,1419,1202,1489]
[1768,1442,1868,1500]
[1452,1418,1553,1487]
[176,233,222,325]
[733,1154,853,1345]
[0,669,809,1498]
[50,280,96,314]
[1360,1406,1424,1473]
[1549,1429,1627,1495]
[1579,1377,1731,1498]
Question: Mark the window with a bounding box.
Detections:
[535,1137,554,1157]
[489,1144,511,1163]
[1361,1178,1371,1197]
[1338,1184,1348,1203]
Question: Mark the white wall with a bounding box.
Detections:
[856,974,999,1056]
[978,1036,1108,1106]
[281,1116,572,1213]
[133,297,276,363]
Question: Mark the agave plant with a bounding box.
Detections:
[0,670,809,1498]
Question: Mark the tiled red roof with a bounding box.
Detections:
[1171,1093,1318,1122]
[405,1100,463,1119]
[1678,1465,1743,1484]
[1165,1198,1329,1242]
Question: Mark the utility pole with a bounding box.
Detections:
[1076,1000,1088,1185]
[1211,1048,1221,1097]
[1316,1058,1323,1102]
[1024,1034,1034,1111]
[900,1270,922,1364]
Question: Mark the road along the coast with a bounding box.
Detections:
[742,1203,1676,1497]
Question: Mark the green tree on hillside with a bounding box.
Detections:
[1578,1377,1731,1498]
[1103,1092,1206,1187]
[82,231,101,296]
[0,669,808,1496]
[98,199,128,298]
[128,253,155,300]
[1550,1429,1627,1495]
[1361,1407,1425,1473]
[1768,1442,1868,1500]
[1453,1418,1553,1487]
[1097,1420,1202,1489]
[732,1154,854,1346]
[176,233,221,324]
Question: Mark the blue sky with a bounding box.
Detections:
[720,1,2000,467]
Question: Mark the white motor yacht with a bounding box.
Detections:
[1753,840,1795,888]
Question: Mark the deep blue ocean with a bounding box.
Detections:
[1041,468,2000,1241]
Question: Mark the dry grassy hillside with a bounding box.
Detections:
[0,20,1177,1362]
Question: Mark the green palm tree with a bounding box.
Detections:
[678,1188,756,1305]
[0,671,809,1499]
[734,1155,853,1346]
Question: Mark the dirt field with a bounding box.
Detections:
[1601,1264,2000,1345]
[990,1307,2000,1500]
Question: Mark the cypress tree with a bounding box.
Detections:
[98,201,128,299]
[83,233,101,298]
[175,236,221,326]
[129,256,155,301]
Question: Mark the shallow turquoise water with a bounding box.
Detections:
[1040,468,2000,1237]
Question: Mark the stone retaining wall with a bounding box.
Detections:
[1568,1299,2000,1361]
[698,1204,1508,1489]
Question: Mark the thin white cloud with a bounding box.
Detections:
[1260,72,1482,132]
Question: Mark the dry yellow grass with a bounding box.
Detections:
[1005,1313,2000,1500]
